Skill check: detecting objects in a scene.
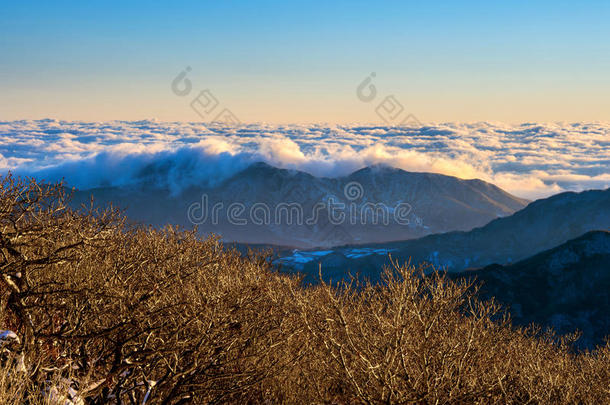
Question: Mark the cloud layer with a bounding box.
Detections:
[1,119,608,199]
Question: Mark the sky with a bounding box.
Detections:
[1,1,609,124]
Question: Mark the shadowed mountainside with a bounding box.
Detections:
[453,231,610,349]
[279,188,610,280]
[71,162,528,248]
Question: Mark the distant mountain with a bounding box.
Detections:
[71,162,527,248]
[279,188,610,279]
[453,231,610,348]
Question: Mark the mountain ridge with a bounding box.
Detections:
[453,230,610,348]
[279,187,610,278]
[72,162,529,248]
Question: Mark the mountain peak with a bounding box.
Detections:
[350,164,403,176]
[246,161,276,171]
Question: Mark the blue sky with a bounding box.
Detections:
[1,1,609,123]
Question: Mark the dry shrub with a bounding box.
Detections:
[0,174,608,404]
[294,267,610,404]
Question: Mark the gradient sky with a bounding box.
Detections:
[1,1,609,123]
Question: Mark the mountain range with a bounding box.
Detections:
[68,162,610,347]
[71,162,528,248]
[278,188,610,280]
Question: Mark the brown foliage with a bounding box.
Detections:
[0,174,609,404]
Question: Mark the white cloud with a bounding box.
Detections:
[0,120,608,200]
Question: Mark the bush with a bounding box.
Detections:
[0,174,608,404]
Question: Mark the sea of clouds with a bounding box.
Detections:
[1,119,608,199]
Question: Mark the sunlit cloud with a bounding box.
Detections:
[1,119,608,200]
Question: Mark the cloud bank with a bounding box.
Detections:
[1,119,608,199]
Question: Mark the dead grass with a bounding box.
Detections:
[0,174,608,404]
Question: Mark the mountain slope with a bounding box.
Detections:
[71,162,528,248]
[280,188,610,278]
[453,231,610,348]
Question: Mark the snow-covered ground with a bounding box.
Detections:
[277,247,397,269]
